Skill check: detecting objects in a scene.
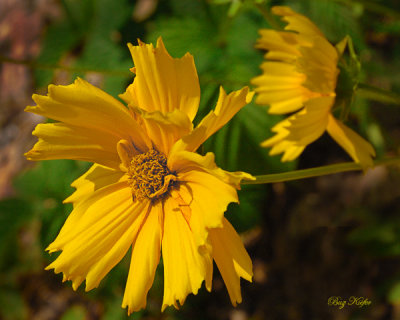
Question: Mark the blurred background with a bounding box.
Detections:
[1,0,400,319]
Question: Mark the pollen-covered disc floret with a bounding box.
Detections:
[127,149,176,201]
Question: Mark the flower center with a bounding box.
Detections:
[127,149,176,202]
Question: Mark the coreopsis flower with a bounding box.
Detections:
[251,6,375,168]
[25,38,254,314]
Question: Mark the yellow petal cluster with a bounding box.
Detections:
[25,38,254,314]
[252,6,375,168]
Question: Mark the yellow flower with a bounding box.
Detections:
[252,6,375,168]
[25,38,254,314]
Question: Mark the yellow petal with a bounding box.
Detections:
[258,61,305,78]
[255,29,307,61]
[132,107,193,156]
[260,118,291,148]
[171,86,253,153]
[124,37,200,121]
[25,122,121,169]
[26,77,150,152]
[261,118,306,162]
[64,164,125,206]
[326,115,376,169]
[271,141,305,162]
[170,168,238,247]
[116,139,140,172]
[209,218,253,306]
[272,6,324,38]
[122,204,162,314]
[161,196,213,311]
[169,150,254,188]
[297,36,339,94]
[46,183,149,291]
[253,87,309,114]
[261,97,332,161]
[85,200,150,291]
[47,178,130,253]
[53,171,127,253]
[285,96,331,145]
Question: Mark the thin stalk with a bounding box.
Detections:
[254,2,282,30]
[333,0,400,20]
[0,55,131,77]
[357,83,400,105]
[242,157,400,185]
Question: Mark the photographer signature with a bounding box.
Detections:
[327,296,371,309]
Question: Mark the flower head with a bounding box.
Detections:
[25,38,254,314]
[252,6,375,168]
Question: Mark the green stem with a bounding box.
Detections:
[254,2,282,30]
[333,0,400,19]
[243,157,400,184]
[0,55,131,77]
[357,83,400,105]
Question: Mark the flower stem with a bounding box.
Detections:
[357,83,400,105]
[0,55,131,77]
[253,2,282,30]
[242,157,400,185]
[333,0,400,19]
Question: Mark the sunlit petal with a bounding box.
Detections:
[123,38,200,121]
[122,203,162,314]
[209,218,253,306]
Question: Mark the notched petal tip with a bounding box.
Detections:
[137,38,146,46]
[271,5,295,17]
[246,89,255,104]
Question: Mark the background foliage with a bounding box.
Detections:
[1,0,400,319]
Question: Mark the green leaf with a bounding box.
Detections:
[14,160,86,199]
[90,0,132,34]
[389,282,400,303]
[61,0,94,32]
[13,160,89,247]
[60,305,86,320]
[227,184,266,232]
[0,198,32,271]
[34,21,80,87]
[0,289,28,320]
[147,16,220,75]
